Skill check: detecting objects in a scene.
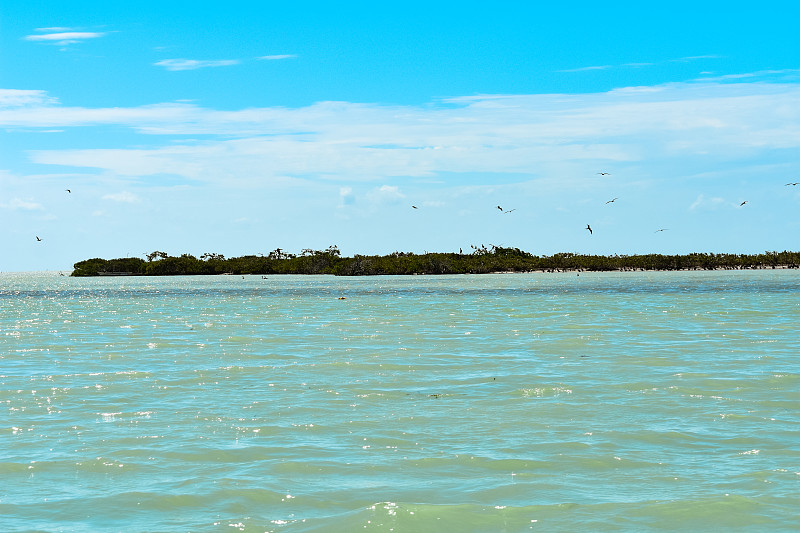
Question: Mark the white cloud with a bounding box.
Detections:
[1,198,44,210]
[671,55,724,62]
[693,68,800,83]
[6,81,800,188]
[339,186,355,206]
[24,31,106,45]
[558,65,612,73]
[689,194,727,211]
[34,27,75,32]
[0,89,58,108]
[154,59,240,71]
[102,191,141,203]
[366,185,405,205]
[257,54,297,60]
[561,55,722,74]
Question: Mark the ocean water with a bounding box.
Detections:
[1,270,799,532]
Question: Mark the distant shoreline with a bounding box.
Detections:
[71,247,800,277]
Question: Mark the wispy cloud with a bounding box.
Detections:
[558,65,612,73]
[560,55,722,74]
[6,81,800,187]
[339,186,355,206]
[0,89,58,108]
[102,191,141,203]
[670,55,724,62]
[257,54,297,61]
[35,27,75,32]
[153,55,293,71]
[690,194,728,211]
[362,185,406,211]
[692,68,800,83]
[154,59,240,71]
[1,198,44,210]
[24,29,107,46]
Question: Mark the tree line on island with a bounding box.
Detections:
[71,246,800,276]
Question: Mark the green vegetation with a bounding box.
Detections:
[71,246,800,276]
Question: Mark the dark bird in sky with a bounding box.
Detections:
[412,205,418,209]
[65,189,71,193]
[605,197,618,204]
[36,236,42,242]
[497,205,503,211]
[586,224,592,234]
[655,228,668,233]
[740,201,748,206]
[785,182,799,186]
[503,208,516,213]
[597,172,611,176]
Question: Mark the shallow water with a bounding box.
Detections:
[2,271,799,531]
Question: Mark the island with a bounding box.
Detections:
[70,246,800,276]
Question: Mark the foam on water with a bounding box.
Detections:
[1,271,799,531]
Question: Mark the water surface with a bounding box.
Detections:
[2,271,799,531]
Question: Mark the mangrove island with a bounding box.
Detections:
[71,246,800,276]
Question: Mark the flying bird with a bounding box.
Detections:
[655,228,668,233]
[412,205,418,209]
[36,236,42,242]
[65,189,71,193]
[785,182,799,186]
[497,205,503,211]
[586,224,592,235]
[739,201,748,206]
[605,197,618,204]
[502,208,516,213]
[597,172,611,176]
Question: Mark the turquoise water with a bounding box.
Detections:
[1,271,799,532]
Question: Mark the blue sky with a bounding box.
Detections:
[2,1,799,271]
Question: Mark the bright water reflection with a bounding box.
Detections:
[1,271,799,531]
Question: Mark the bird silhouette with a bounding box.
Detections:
[740,201,748,206]
[497,205,503,211]
[36,236,42,242]
[655,228,668,233]
[586,224,592,234]
[605,197,618,204]
[65,189,71,193]
[785,182,799,186]
[503,208,516,213]
[597,172,611,176]
[412,205,418,209]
